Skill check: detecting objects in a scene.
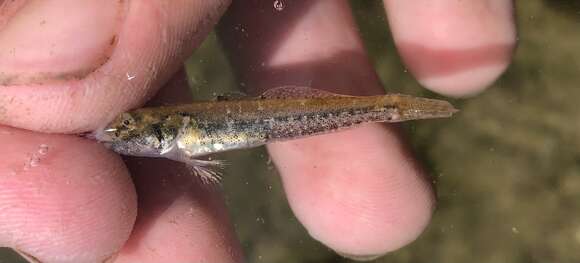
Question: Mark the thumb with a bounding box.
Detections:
[0,0,230,133]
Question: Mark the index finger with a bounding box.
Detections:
[384,0,517,97]
[219,0,434,259]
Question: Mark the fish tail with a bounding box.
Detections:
[382,94,458,121]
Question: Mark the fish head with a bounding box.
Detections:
[93,112,177,157]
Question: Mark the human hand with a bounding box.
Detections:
[218,0,516,260]
[0,1,516,262]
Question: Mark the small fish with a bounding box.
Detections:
[93,86,458,182]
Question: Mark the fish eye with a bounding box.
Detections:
[119,113,135,127]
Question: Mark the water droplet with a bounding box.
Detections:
[23,144,53,170]
[273,0,285,11]
[28,155,40,168]
[126,72,136,81]
[186,207,195,217]
[38,144,49,155]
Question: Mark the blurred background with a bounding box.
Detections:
[2,0,580,262]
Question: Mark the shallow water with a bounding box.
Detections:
[186,1,580,262]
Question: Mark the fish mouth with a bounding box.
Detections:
[78,129,115,151]
[86,128,116,143]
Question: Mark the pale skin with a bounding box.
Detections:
[0,0,516,262]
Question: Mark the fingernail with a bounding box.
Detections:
[335,251,383,262]
[0,0,124,85]
[14,248,42,263]
[397,42,514,98]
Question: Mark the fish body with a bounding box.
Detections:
[94,86,457,181]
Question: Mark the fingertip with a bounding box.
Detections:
[116,158,243,263]
[269,125,435,257]
[384,0,517,97]
[0,126,137,262]
[397,42,515,97]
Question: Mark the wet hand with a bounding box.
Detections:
[0,0,516,262]
[219,0,516,260]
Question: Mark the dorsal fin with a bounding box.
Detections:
[260,86,350,99]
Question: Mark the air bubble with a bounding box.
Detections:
[38,144,49,155]
[186,207,195,217]
[28,155,40,168]
[23,144,51,170]
[126,72,136,81]
[273,0,285,11]
[161,177,168,187]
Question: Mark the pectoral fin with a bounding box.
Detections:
[184,158,227,184]
[168,149,227,184]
